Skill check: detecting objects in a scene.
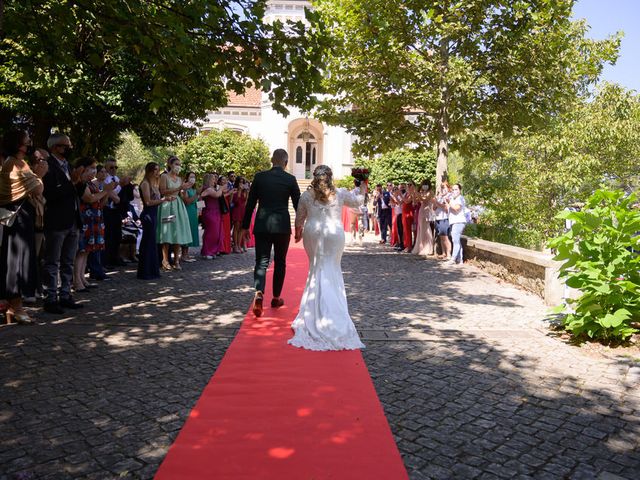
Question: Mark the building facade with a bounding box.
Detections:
[198,0,355,179]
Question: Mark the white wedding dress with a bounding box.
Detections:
[288,188,366,351]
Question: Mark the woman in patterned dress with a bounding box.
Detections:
[73,157,115,291]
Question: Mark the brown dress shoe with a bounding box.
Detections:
[271,297,284,308]
[252,292,264,317]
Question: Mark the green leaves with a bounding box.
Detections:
[177,129,270,181]
[313,0,619,181]
[1,0,327,156]
[547,188,640,342]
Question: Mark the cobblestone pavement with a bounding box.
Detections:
[1,237,639,479]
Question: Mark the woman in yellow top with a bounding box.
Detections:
[0,130,48,323]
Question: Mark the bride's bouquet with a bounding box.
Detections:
[351,167,370,181]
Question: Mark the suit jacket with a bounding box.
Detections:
[42,156,81,231]
[242,166,300,234]
[377,190,392,214]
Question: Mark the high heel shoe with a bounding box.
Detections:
[6,310,35,325]
[172,263,182,271]
[161,262,172,272]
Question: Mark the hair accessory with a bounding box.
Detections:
[313,165,332,178]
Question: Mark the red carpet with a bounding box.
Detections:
[155,244,408,479]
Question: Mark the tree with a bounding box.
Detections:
[0,1,327,155]
[114,131,153,181]
[463,83,640,249]
[356,149,436,186]
[177,129,271,180]
[313,0,620,186]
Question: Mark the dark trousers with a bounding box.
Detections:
[253,232,291,297]
[43,226,79,303]
[379,208,392,242]
[88,250,106,279]
[103,208,122,266]
[395,213,404,248]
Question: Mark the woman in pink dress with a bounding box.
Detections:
[412,181,435,257]
[218,175,232,254]
[200,173,224,259]
[231,176,249,253]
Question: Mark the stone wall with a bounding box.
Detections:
[462,236,563,306]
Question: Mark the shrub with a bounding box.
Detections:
[548,189,640,342]
[177,129,270,180]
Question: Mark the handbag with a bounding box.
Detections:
[0,201,24,228]
[219,195,229,215]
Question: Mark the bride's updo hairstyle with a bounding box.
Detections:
[311,165,336,203]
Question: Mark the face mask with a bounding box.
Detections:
[25,145,36,156]
[173,165,182,174]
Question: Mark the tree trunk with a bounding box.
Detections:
[436,104,449,188]
[436,36,450,189]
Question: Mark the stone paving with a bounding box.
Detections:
[1,236,639,479]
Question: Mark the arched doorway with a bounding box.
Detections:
[287,118,323,179]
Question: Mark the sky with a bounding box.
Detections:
[572,0,640,92]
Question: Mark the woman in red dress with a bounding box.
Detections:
[218,175,232,254]
[401,182,417,253]
[231,176,249,253]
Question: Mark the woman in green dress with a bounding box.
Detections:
[157,156,193,270]
[181,171,199,262]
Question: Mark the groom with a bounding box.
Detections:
[242,149,301,317]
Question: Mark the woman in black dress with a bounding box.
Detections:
[137,162,169,280]
[0,130,48,323]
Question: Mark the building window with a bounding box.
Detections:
[296,146,303,164]
[312,147,316,164]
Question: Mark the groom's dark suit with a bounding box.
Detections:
[242,166,301,297]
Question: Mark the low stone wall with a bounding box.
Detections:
[462,236,563,306]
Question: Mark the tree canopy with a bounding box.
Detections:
[313,0,620,185]
[0,0,327,155]
[463,83,640,249]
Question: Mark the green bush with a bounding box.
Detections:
[548,189,640,342]
[177,129,270,180]
[114,131,153,181]
[356,148,436,187]
[335,175,355,189]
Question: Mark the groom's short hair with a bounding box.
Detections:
[272,149,288,166]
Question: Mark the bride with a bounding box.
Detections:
[288,165,366,351]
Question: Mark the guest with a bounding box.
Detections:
[402,181,417,253]
[231,176,249,253]
[218,175,232,254]
[376,182,393,244]
[42,133,83,314]
[434,182,452,259]
[181,171,199,262]
[391,185,405,250]
[0,130,47,323]
[447,183,467,265]
[354,179,369,244]
[73,157,113,291]
[103,157,124,268]
[87,164,111,281]
[138,162,167,280]
[157,156,193,270]
[200,173,224,259]
[412,181,435,257]
[29,148,49,299]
